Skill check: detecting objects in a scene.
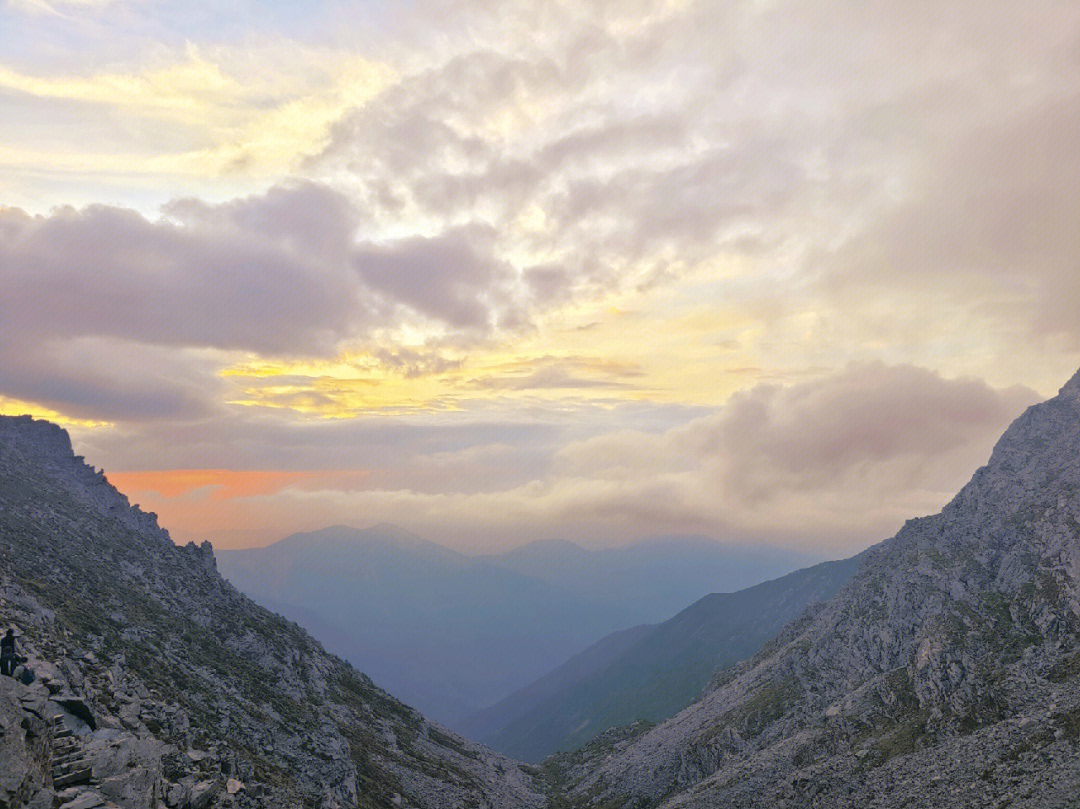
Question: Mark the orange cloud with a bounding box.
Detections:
[108,469,370,501]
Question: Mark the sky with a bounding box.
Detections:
[1,0,1078,554]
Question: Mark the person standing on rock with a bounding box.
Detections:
[0,628,16,676]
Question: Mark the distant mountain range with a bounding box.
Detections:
[217,527,814,725]
[461,556,860,761]
[479,536,816,625]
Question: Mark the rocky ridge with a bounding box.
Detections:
[553,369,1080,807]
[0,416,543,809]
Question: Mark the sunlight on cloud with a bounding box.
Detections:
[0,42,394,188]
[0,395,112,429]
[219,344,656,416]
[3,0,1080,553]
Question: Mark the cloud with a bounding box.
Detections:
[107,468,371,501]
[0,339,224,423]
[3,0,113,17]
[467,356,645,391]
[371,348,464,379]
[823,94,1080,349]
[0,37,393,191]
[74,363,1041,554]
[303,0,1080,375]
[353,224,525,332]
[0,182,540,420]
[545,363,1039,548]
[0,185,366,356]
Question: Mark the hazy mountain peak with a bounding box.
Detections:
[503,538,589,557]
[260,521,459,558]
[286,522,421,542]
[365,521,427,540]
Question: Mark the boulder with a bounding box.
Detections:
[189,779,220,809]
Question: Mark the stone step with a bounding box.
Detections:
[54,728,74,739]
[55,786,83,803]
[54,753,87,766]
[58,790,106,809]
[54,767,93,788]
[53,759,91,777]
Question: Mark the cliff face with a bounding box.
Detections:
[0,415,543,809]
[559,370,1080,809]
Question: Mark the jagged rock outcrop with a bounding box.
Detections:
[0,415,543,809]
[555,369,1080,808]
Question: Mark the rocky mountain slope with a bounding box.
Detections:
[0,416,543,809]
[553,370,1080,808]
[462,557,858,762]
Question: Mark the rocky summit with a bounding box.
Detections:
[0,416,543,809]
[551,369,1080,808]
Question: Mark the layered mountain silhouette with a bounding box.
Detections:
[217,527,807,725]
[462,556,859,761]
[3,366,1080,809]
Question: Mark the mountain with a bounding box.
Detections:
[217,527,639,726]
[217,529,809,727]
[0,416,542,809]
[462,557,859,761]
[481,536,814,624]
[551,369,1080,808]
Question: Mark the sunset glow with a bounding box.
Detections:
[3,0,1077,552]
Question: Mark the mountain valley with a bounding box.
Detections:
[216,527,807,726]
[3,368,1080,808]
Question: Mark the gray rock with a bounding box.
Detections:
[61,791,106,809]
[188,779,219,809]
[164,781,188,808]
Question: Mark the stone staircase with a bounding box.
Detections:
[50,713,118,809]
